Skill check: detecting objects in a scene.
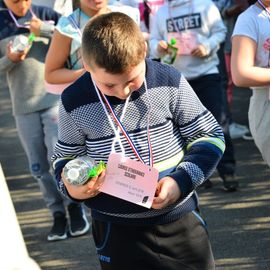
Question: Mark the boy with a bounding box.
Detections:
[0,0,89,241]
[150,0,239,191]
[52,12,225,269]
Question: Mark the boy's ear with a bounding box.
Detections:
[144,41,148,57]
[82,59,90,72]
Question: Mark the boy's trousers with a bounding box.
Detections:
[92,211,215,270]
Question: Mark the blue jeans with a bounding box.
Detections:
[15,106,71,214]
[188,74,236,176]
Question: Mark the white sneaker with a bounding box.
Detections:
[47,212,68,241]
[68,203,90,237]
[229,122,249,139]
[242,131,253,140]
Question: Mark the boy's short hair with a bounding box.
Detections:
[82,12,146,74]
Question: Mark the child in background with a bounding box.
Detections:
[231,0,270,166]
[213,0,252,141]
[212,0,251,141]
[52,12,225,269]
[44,0,140,94]
[0,0,89,241]
[119,0,164,40]
[150,0,239,191]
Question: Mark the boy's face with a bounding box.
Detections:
[4,0,31,17]
[80,0,108,12]
[86,61,146,100]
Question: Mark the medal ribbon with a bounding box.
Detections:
[92,77,153,167]
[8,7,54,29]
[258,0,270,16]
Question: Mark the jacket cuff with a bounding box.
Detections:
[169,167,193,199]
[40,22,55,38]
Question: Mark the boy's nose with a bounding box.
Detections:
[18,1,29,15]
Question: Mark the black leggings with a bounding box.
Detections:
[92,211,215,270]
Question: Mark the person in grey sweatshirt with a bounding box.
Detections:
[0,0,89,241]
[150,0,239,191]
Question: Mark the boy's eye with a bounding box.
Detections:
[105,84,114,89]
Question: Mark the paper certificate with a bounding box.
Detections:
[100,153,159,208]
[168,31,198,55]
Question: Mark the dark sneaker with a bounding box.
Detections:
[47,212,67,241]
[68,203,90,237]
[221,175,239,192]
[201,179,213,189]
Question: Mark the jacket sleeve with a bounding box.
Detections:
[51,98,88,198]
[168,74,225,198]
[33,5,61,38]
[200,2,227,55]
[149,7,167,59]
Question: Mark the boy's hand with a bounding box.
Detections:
[61,170,106,200]
[30,17,42,36]
[6,42,29,62]
[151,176,181,209]
[85,170,106,197]
[157,40,169,56]
[191,44,208,58]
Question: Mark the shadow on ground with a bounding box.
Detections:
[1,76,269,270]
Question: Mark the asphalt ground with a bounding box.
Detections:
[0,73,270,270]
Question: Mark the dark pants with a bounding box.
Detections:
[188,74,236,176]
[92,211,215,270]
[217,42,232,123]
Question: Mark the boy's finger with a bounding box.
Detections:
[152,197,168,209]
